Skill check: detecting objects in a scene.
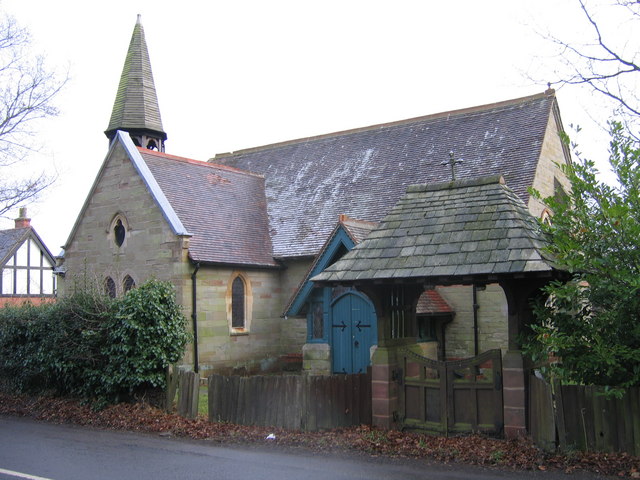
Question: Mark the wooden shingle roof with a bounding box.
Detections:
[312,176,558,284]
[105,16,166,140]
[217,91,560,259]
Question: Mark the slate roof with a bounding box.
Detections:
[0,226,55,268]
[312,175,558,284]
[140,149,278,267]
[105,16,166,140]
[0,228,29,265]
[216,91,560,259]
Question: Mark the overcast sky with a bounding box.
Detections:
[0,0,630,253]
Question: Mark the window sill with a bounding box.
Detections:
[230,329,249,336]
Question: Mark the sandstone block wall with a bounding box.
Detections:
[437,284,508,359]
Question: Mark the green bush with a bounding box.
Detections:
[525,122,640,393]
[0,279,189,405]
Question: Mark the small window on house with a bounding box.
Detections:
[123,275,136,293]
[231,276,245,329]
[105,277,116,298]
[311,302,324,340]
[114,219,126,247]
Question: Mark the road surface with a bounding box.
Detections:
[0,416,608,480]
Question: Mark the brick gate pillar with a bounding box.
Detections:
[502,350,527,438]
[371,346,399,428]
[361,283,423,429]
[499,278,548,439]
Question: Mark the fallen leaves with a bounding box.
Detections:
[0,392,638,477]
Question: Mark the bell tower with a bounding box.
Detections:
[105,15,167,151]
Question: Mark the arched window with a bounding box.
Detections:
[227,273,252,334]
[105,277,116,298]
[114,219,126,247]
[123,275,136,293]
[231,276,245,329]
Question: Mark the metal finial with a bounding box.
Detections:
[441,151,463,181]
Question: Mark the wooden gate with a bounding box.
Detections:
[397,348,503,435]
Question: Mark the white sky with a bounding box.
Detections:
[0,0,630,253]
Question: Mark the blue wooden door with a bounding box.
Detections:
[331,292,377,374]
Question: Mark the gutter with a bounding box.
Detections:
[191,262,200,373]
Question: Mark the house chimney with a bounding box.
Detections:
[15,207,31,229]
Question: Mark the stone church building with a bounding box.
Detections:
[58,17,571,382]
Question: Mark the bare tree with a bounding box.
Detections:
[0,12,65,218]
[549,1,639,133]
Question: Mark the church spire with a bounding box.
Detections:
[105,14,167,151]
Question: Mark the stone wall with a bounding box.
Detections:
[194,266,306,375]
[59,141,185,296]
[59,141,308,375]
[528,107,572,218]
[437,284,508,359]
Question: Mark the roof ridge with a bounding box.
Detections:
[214,90,555,160]
[140,148,265,178]
[407,175,505,194]
[338,214,378,228]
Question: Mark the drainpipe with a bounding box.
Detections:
[472,284,479,357]
[191,262,200,373]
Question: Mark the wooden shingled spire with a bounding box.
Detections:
[105,15,167,152]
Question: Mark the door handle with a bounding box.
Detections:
[354,340,359,348]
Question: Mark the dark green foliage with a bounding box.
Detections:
[0,279,189,405]
[525,122,640,392]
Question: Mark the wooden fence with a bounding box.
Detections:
[529,374,640,455]
[165,367,200,419]
[208,372,371,431]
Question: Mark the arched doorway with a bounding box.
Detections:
[330,291,377,374]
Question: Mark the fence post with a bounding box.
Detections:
[165,364,179,413]
[551,379,566,451]
[177,370,200,419]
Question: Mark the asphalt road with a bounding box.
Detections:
[0,416,608,480]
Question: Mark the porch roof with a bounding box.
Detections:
[312,175,560,285]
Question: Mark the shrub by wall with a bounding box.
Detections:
[0,279,189,406]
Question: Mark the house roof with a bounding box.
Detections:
[140,149,278,268]
[62,131,277,268]
[216,90,561,259]
[340,215,378,244]
[105,15,166,141]
[0,228,29,265]
[0,227,55,268]
[416,289,454,316]
[312,175,559,285]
